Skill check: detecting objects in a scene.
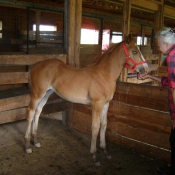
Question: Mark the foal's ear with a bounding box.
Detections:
[124,33,134,44]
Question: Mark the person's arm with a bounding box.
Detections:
[137,74,161,82]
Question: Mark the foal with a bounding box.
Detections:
[25,34,149,166]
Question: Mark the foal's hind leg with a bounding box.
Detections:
[100,102,111,159]
[25,96,40,153]
[31,89,53,148]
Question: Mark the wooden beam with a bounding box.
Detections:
[0,94,30,112]
[131,0,159,11]
[164,5,175,19]
[0,54,67,65]
[0,72,28,85]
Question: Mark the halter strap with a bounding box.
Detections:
[122,42,146,74]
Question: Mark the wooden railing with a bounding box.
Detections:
[0,54,67,124]
[69,82,171,164]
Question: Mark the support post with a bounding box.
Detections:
[66,0,82,126]
[26,7,29,54]
[67,0,82,67]
[36,10,41,48]
[120,0,131,82]
[63,0,68,54]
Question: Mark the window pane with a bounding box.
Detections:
[0,21,2,38]
[111,32,122,43]
[80,29,99,44]
[33,24,57,31]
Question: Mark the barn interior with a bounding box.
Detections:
[0,0,174,174]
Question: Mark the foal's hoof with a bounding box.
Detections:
[35,142,41,148]
[95,161,101,166]
[26,148,32,154]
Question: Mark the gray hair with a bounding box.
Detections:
[155,27,175,45]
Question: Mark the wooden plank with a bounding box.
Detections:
[164,5,175,19]
[0,107,26,124]
[115,82,168,99]
[28,47,64,54]
[148,63,159,71]
[144,54,159,61]
[107,120,170,150]
[106,132,170,164]
[131,0,159,11]
[42,101,67,115]
[0,72,28,85]
[80,45,101,54]
[113,91,168,112]
[109,102,170,127]
[158,66,168,77]
[0,101,67,124]
[0,54,67,65]
[39,39,63,44]
[0,94,30,112]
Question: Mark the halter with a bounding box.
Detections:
[122,42,146,74]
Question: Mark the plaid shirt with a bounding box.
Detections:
[161,44,175,120]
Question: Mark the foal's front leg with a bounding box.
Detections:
[100,102,111,159]
[91,102,103,166]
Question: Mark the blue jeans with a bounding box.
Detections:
[169,128,175,174]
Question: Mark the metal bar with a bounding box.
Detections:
[63,0,68,54]
[127,73,138,78]
[26,7,29,54]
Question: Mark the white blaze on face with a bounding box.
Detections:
[137,46,149,74]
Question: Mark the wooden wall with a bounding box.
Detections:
[0,54,67,124]
[69,82,171,164]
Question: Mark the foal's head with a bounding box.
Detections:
[123,34,149,74]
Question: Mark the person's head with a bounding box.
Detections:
[155,27,175,55]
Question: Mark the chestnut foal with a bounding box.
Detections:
[25,34,149,166]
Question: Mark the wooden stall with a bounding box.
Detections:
[70,82,171,163]
[0,54,67,124]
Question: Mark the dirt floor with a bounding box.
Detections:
[0,117,167,175]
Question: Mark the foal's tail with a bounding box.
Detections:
[28,69,32,93]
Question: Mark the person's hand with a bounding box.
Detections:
[172,120,175,129]
[137,73,151,80]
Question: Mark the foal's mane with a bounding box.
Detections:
[91,42,120,66]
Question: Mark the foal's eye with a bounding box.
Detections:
[133,51,137,54]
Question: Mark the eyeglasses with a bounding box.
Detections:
[170,29,175,34]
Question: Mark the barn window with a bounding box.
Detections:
[80,28,99,44]
[111,32,122,43]
[0,21,2,38]
[33,24,57,31]
[137,36,147,45]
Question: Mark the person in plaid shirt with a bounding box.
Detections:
[138,27,175,175]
